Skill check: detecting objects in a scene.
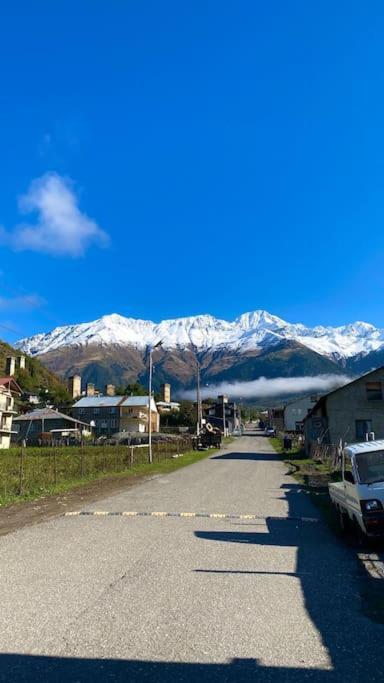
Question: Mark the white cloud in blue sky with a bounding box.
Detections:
[1,173,109,258]
[0,293,46,311]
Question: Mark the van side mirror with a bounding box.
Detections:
[344,470,355,484]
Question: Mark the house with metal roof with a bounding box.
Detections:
[72,395,159,437]
[12,407,92,445]
[304,367,384,455]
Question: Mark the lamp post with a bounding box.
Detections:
[196,359,202,436]
[147,340,162,464]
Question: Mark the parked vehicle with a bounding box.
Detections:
[265,427,276,437]
[329,439,384,537]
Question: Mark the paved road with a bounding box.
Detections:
[0,434,384,682]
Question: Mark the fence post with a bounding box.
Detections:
[80,443,84,478]
[130,446,134,468]
[19,445,25,496]
[53,448,58,485]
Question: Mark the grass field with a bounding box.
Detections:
[0,439,217,507]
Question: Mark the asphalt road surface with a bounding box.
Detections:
[0,434,384,682]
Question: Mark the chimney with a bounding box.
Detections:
[5,357,16,376]
[68,375,82,399]
[160,383,171,403]
[16,355,26,370]
[86,383,95,397]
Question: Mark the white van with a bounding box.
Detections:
[329,439,384,537]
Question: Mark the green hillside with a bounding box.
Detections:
[0,339,71,405]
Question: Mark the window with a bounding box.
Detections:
[110,419,117,428]
[366,382,383,401]
[110,407,117,414]
[356,419,372,440]
[93,408,100,415]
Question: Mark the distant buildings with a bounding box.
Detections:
[72,395,159,437]
[5,355,26,376]
[0,377,22,449]
[269,395,321,433]
[203,395,241,434]
[156,383,180,413]
[12,407,92,445]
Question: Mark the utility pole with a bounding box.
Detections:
[196,359,202,435]
[147,340,162,464]
[222,395,226,437]
[148,349,153,463]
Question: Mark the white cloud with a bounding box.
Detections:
[2,173,109,257]
[181,374,351,400]
[0,293,46,311]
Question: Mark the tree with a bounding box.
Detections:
[115,382,147,396]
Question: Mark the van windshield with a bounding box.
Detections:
[355,450,384,484]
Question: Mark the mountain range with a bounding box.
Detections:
[14,310,384,394]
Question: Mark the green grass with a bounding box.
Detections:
[269,436,341,531]
[269,437,341,484]
[0,440,224,508]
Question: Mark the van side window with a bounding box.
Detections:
[344,469,355,484]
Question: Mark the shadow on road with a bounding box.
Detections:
[0,652,364,682]
[211,451,283,461]
[2,449,384,681]
[194,484,384,680]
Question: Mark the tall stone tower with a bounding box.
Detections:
[160,383,171,403]
[17,355,26,370]
[5,357,16,376]
[68,375,82,399]
[105,384,116,396]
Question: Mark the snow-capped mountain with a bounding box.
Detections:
[15,310,384,362]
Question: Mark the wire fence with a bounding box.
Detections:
[0,438,193,501]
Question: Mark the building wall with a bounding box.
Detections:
[0,389,15,449]
[74,405,119,436]
[326,368,384,445]
[120,406,159,433]
[74,403,159,436]
[284,396,318,432]
[13,417,82,443]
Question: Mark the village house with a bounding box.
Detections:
[12,407,92,445]
[203,395,241,434]
[0,377,22,449]
[72,395,159,437]
[304,367,384,455]
[284,395,321,432]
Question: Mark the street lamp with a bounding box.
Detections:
[196,359,202,436]
[147,340,163,464]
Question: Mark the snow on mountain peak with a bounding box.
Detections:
[14,310,384,361]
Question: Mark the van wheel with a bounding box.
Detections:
[338,507,350,533]
[353,518,365,546]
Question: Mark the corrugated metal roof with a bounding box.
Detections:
[121,396,149,406]
[73,395,158,411]
[121,396,157,411]
[13,407,90,427]
[73,396,124,408]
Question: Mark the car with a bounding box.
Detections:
[329,439,384,538]
[265,427,276,437]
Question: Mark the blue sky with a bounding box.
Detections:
[1,1,384,342]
